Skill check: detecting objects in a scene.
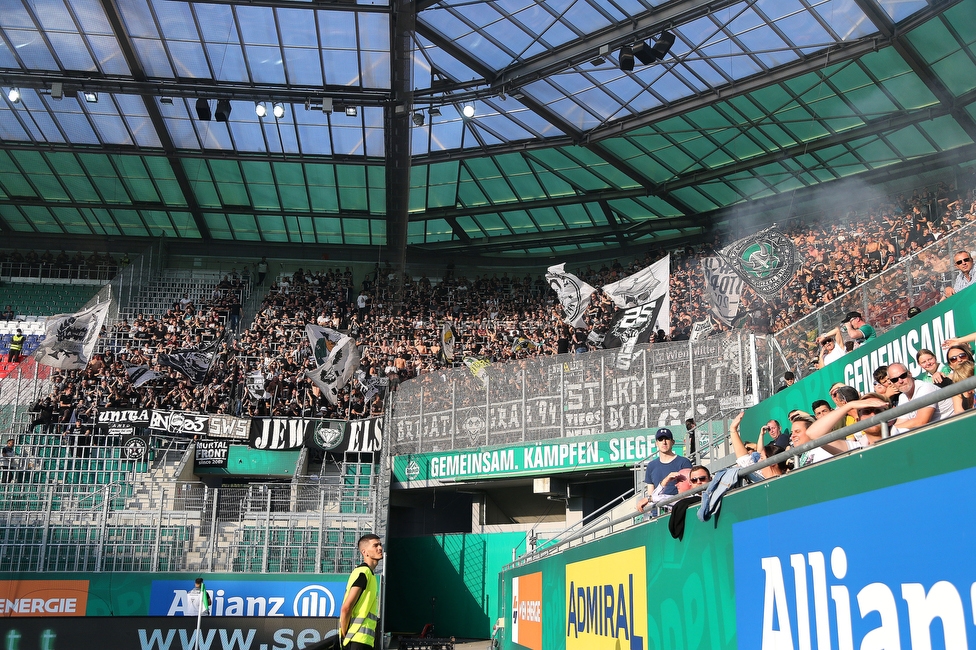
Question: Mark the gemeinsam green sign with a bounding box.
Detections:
[392,429,687,486]
[742,287,976,438]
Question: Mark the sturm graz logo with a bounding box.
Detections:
[122,436,148,460]
[313,422,344,450]
[405,460,420,481]
[740,241,781,278]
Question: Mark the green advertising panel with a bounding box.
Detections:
[499,413,976,650]
[742,287,975,438]
[392,429,689,487]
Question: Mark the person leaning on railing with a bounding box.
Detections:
[803,393,891,455]
[728,411,788,483]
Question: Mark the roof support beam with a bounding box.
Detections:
[414,216,703,255]
[0,69,391,107]
[385,0,414,280]
[850,0,976,142]
[96,0,211,240]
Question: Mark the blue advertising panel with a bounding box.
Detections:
[733,466,976,650]
[149,580,347,617]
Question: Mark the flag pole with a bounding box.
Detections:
[191,581,206,650]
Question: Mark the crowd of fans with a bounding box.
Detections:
[11,174,976,437]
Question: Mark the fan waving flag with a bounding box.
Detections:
[307,335,361,405]
[158,340,220,384]
[546,263,595,328]
[34,301,110,370]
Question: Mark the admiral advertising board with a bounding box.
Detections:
[498,414,976,650]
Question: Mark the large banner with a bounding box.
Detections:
[95,408,151,436]
[718,226,801,301]
[392,336,748,455]
[743,288,974,437]
[33,301,110,369]
[701,256,743,325]
[194,439,229,468]
[249,417,383,453]
[392,429,684,486]
[546,263,595,328]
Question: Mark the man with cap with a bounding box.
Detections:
[636,427,692,513]
[842,311,876,343]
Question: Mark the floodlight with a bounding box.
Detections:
[7,88,21,103]
[650,31,676,61]
[195,97,211,121]
[462,104,475,118]
[345,106,357,117]
[160,97,174,105]
[618,46,635,72]
[255,102,267,117]
[83,91,98,103]
[51,82,63,100]
[412,112,425,126]
[215,98,232,121]
[428,107,441,117]
[272,102,285,118]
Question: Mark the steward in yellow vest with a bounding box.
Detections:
[340,534,383,649]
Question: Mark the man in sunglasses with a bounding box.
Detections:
[887,362,951,435]
[944,250,973,298]
[804,393,891,454]
[818,327,845,369]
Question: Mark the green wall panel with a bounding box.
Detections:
[385,532,525,639]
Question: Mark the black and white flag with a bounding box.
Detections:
[305,325,345,366]
[347,418,383,453]
[717,226,801,301]
[546,263,595,328]
[603,298,665,370]
[246,371,271,400]
[158,340,219,384]
[689,319,714,341]
[701,257,744,326]
[125,365,160,388]
[34,301,110,370]
[440,322,456,362]
[307,335,361,405]
[602,254,670,318]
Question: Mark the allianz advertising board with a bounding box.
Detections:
[150,580,346,617]
[733,466,975,649]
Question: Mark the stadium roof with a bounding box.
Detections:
[1,0,975,264]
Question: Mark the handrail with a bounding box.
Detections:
[505,374,976,569]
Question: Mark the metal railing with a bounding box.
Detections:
[505,374,976,570]
[770,219,976,381]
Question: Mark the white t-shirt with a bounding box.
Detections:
[822,345,845,366]
[893,380,949,434]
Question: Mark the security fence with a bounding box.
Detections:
[771,219,976,382]
[389,331,765,459]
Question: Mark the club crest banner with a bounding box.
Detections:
[717,226,801,300]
